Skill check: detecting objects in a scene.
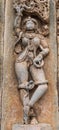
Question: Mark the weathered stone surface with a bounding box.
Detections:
[1,0,58,130]
[12,124,52,130]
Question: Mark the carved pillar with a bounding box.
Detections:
[1,0,58,130]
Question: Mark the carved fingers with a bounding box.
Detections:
[18,80,35,90]
[33,54,44,68]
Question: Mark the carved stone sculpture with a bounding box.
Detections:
[1,0,58,130]
[13,0,49,124]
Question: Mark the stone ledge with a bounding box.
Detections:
[12,124,53,130]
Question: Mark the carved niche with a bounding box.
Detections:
[1,0,58,130]
[13,0,50,125]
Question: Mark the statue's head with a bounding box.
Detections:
[22,16,38,31]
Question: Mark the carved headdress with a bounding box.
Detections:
[22,16,38,31]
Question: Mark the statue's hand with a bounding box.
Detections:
[33,54,44,68]
[26,80,35,90]
[15,31,23,44]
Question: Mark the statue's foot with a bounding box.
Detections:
[28,107,38,124]
[29,107,36,117]
[30,117,38,125]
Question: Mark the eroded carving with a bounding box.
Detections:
[13,0,49,125]
[13,0,49,22]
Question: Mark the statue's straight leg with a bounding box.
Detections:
[15,61,30,124]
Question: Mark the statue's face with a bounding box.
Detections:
[26,20,35,31]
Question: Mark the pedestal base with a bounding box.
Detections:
[12,124,53,130]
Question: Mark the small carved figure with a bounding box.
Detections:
[13,0,49,124]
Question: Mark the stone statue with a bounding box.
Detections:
[13,0,49,125]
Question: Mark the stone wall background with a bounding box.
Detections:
[0,0,4,127]
[0,0,59,129]
[0,0,3,124]
[57,0,59,106]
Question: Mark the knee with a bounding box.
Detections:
[43,84,48,92]
[38,84,48,94]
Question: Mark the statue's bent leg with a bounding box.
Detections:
[15,61,30,124]
[29,65,48,107]
[29,84,48,107]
